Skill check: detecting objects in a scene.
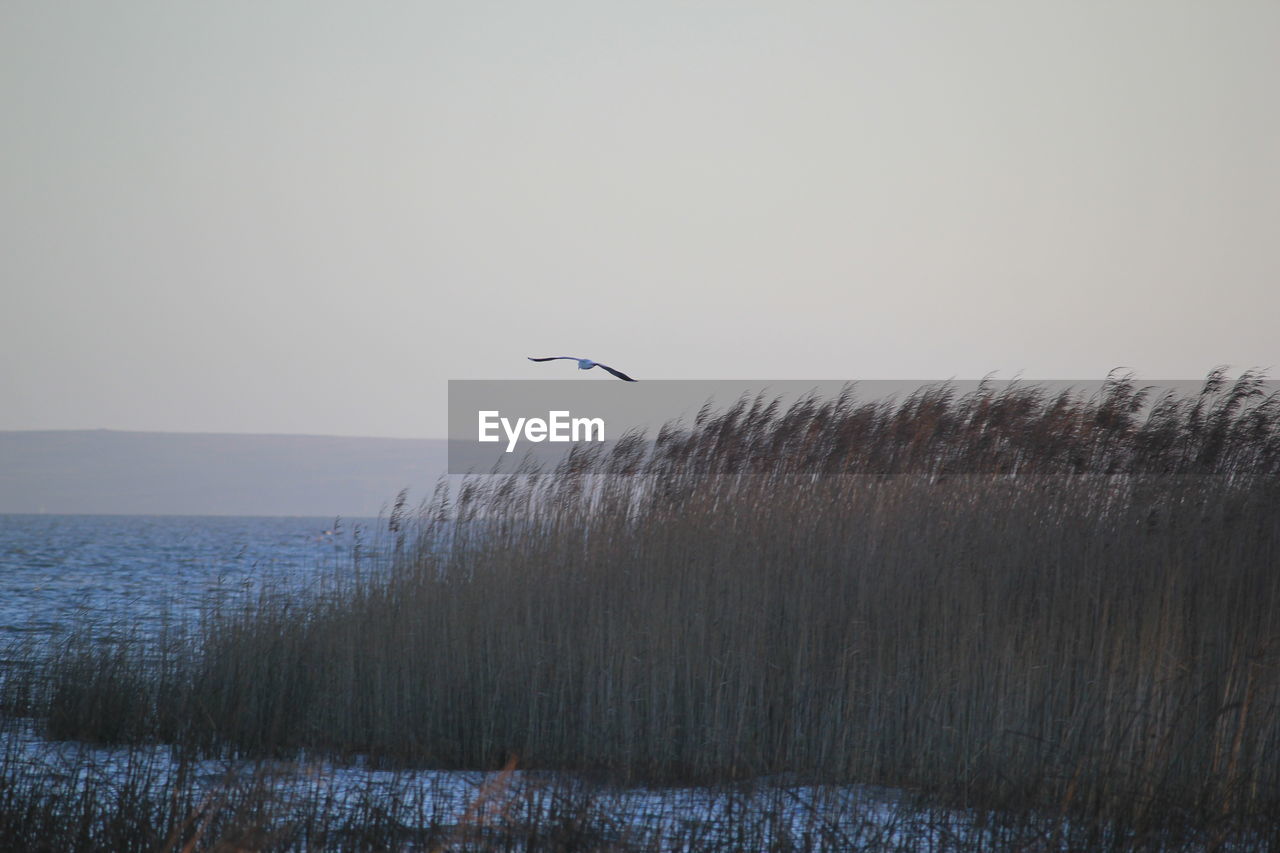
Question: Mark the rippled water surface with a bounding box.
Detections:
[0,514,376,640]
[0,514,938,848]
[0,516,1145,847]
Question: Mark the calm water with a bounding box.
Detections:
[0,515,966,844]
[0,514,378,642]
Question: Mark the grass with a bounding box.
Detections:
[1,725,1157,851]
[3,368,1280,849]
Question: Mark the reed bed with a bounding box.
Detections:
[0,719,1129,852]
[4,369,1280,849]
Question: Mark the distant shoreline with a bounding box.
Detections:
[0,429,447,517]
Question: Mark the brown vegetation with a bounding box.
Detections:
[3,369,1279,849]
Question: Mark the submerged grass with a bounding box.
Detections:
[3,369,1280,849]
[0,721,1147,852]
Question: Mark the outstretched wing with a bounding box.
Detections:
[596,364,637,382]
[528,356,579,362]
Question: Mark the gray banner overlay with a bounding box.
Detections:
[448,378,1278,474]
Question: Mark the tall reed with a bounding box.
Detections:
[8,369,1280,845]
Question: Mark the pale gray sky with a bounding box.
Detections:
[3,1,1277,439]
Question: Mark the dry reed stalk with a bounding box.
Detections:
[6,370,1278,845]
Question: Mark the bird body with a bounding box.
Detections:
[528,356,637,381]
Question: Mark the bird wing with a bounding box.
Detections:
[596,364,637,382]
[528,356,580,362]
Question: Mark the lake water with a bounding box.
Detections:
[0,514,1054,847]
[0,514,380,642]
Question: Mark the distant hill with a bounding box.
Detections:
[0,430,447,517]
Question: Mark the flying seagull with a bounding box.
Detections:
[528,356,637,382]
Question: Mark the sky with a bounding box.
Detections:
[3,1,1277,439]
